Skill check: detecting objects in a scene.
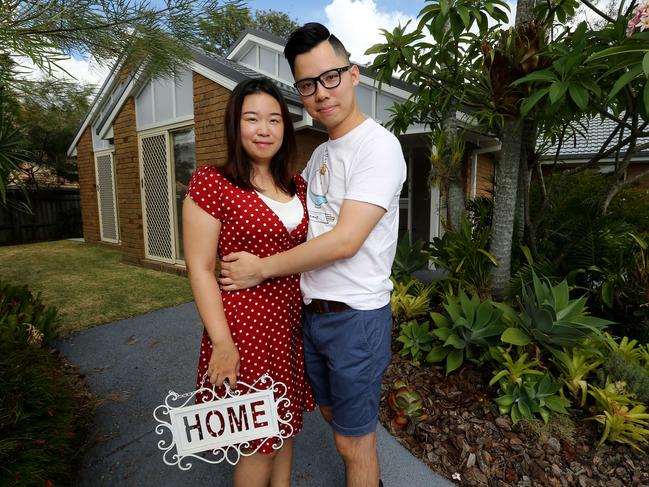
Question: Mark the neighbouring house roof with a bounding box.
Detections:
[192,47,302,106]
[542,117,649,162]
[8,163,79,190]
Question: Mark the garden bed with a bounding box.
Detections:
[379,353,649,487]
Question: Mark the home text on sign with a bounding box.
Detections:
[168,389,279,456]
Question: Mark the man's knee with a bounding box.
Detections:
[333,431,377,461]
[319,405,333,423]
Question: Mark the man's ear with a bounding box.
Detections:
[350,64,360,87]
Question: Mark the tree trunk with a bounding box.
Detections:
[489,119,522,299]
[442,106,464,232]
[515,0,538,24]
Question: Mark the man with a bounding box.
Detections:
[219,22,406,487]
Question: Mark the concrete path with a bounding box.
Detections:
[55,302,455,487]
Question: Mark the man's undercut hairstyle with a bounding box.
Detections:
[284,22,351,75]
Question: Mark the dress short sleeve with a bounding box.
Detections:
[185,165,223,220]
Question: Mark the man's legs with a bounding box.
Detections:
[320,405,380,487]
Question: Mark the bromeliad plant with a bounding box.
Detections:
[494,372,571,424]
[426,288,506,374]
[488,347,544,388]
[388,380,429,429]
[551,347,603,407]
[396,320,434,365]
[390,278,437,325]
[589,379,649,452]
[500,271,611,355]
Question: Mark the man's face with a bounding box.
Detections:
[293,41,360,138]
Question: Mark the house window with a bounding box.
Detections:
[171,127,196,261]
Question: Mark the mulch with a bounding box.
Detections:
[379,353,649,487]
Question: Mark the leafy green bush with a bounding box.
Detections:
[426,288,506,374]
[0,341,89,486]
[529,171,649,340]
[603,352,649,404]
[0,280,58,346]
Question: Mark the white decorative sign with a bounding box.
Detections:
[153,373,293,469]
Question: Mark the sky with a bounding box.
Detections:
[23,0,517,87]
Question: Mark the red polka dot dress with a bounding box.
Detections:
[185,165,315,454]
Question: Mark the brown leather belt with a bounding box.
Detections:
[304,298,352,314]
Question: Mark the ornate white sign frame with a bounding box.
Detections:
[153,373,293,469]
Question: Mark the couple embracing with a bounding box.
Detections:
[183,22,406,487]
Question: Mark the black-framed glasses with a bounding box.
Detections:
[293,66,351,96]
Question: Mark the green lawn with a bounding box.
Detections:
[0,240,194,334]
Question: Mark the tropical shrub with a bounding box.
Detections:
[529,171,649,340]
[0,331,89,485]
[429,214,497,299]
[426,288,506,374]
[0,280,58,346]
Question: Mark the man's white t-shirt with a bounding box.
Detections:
[301,118,407,310]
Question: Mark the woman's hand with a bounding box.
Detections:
[207,340,240,388]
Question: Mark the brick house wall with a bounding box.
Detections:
[76,127,100,243]
[193,73,229,168]
[295,130,328,171]
[113,97,145,265]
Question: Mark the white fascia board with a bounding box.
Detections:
[67,68,121,156]
[191,61,238,91]
[98,75,138,139]
[540,155,649,164]
[228,34,284,61]
[403,126,431,135]
[359,74,412,100]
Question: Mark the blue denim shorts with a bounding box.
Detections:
[302,303,392,436]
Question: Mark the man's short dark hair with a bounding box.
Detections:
[284,22,351,75]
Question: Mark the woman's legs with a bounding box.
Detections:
[270,438,294,487]
[232,438,294,487]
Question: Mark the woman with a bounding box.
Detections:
[183,77,314,487]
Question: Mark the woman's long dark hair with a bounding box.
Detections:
[222,77,297,195]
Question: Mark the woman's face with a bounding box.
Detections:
[240,92,284,165]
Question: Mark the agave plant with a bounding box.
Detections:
[494,373,571,424]
[426,288,506,374]
[388,380,429,429]
[551,347,603,407]
[589,379,649,452]
[396,320,434,365]
[391,234,432,284]
[500,271,611,354]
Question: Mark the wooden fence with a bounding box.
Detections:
[0,188,82,245]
